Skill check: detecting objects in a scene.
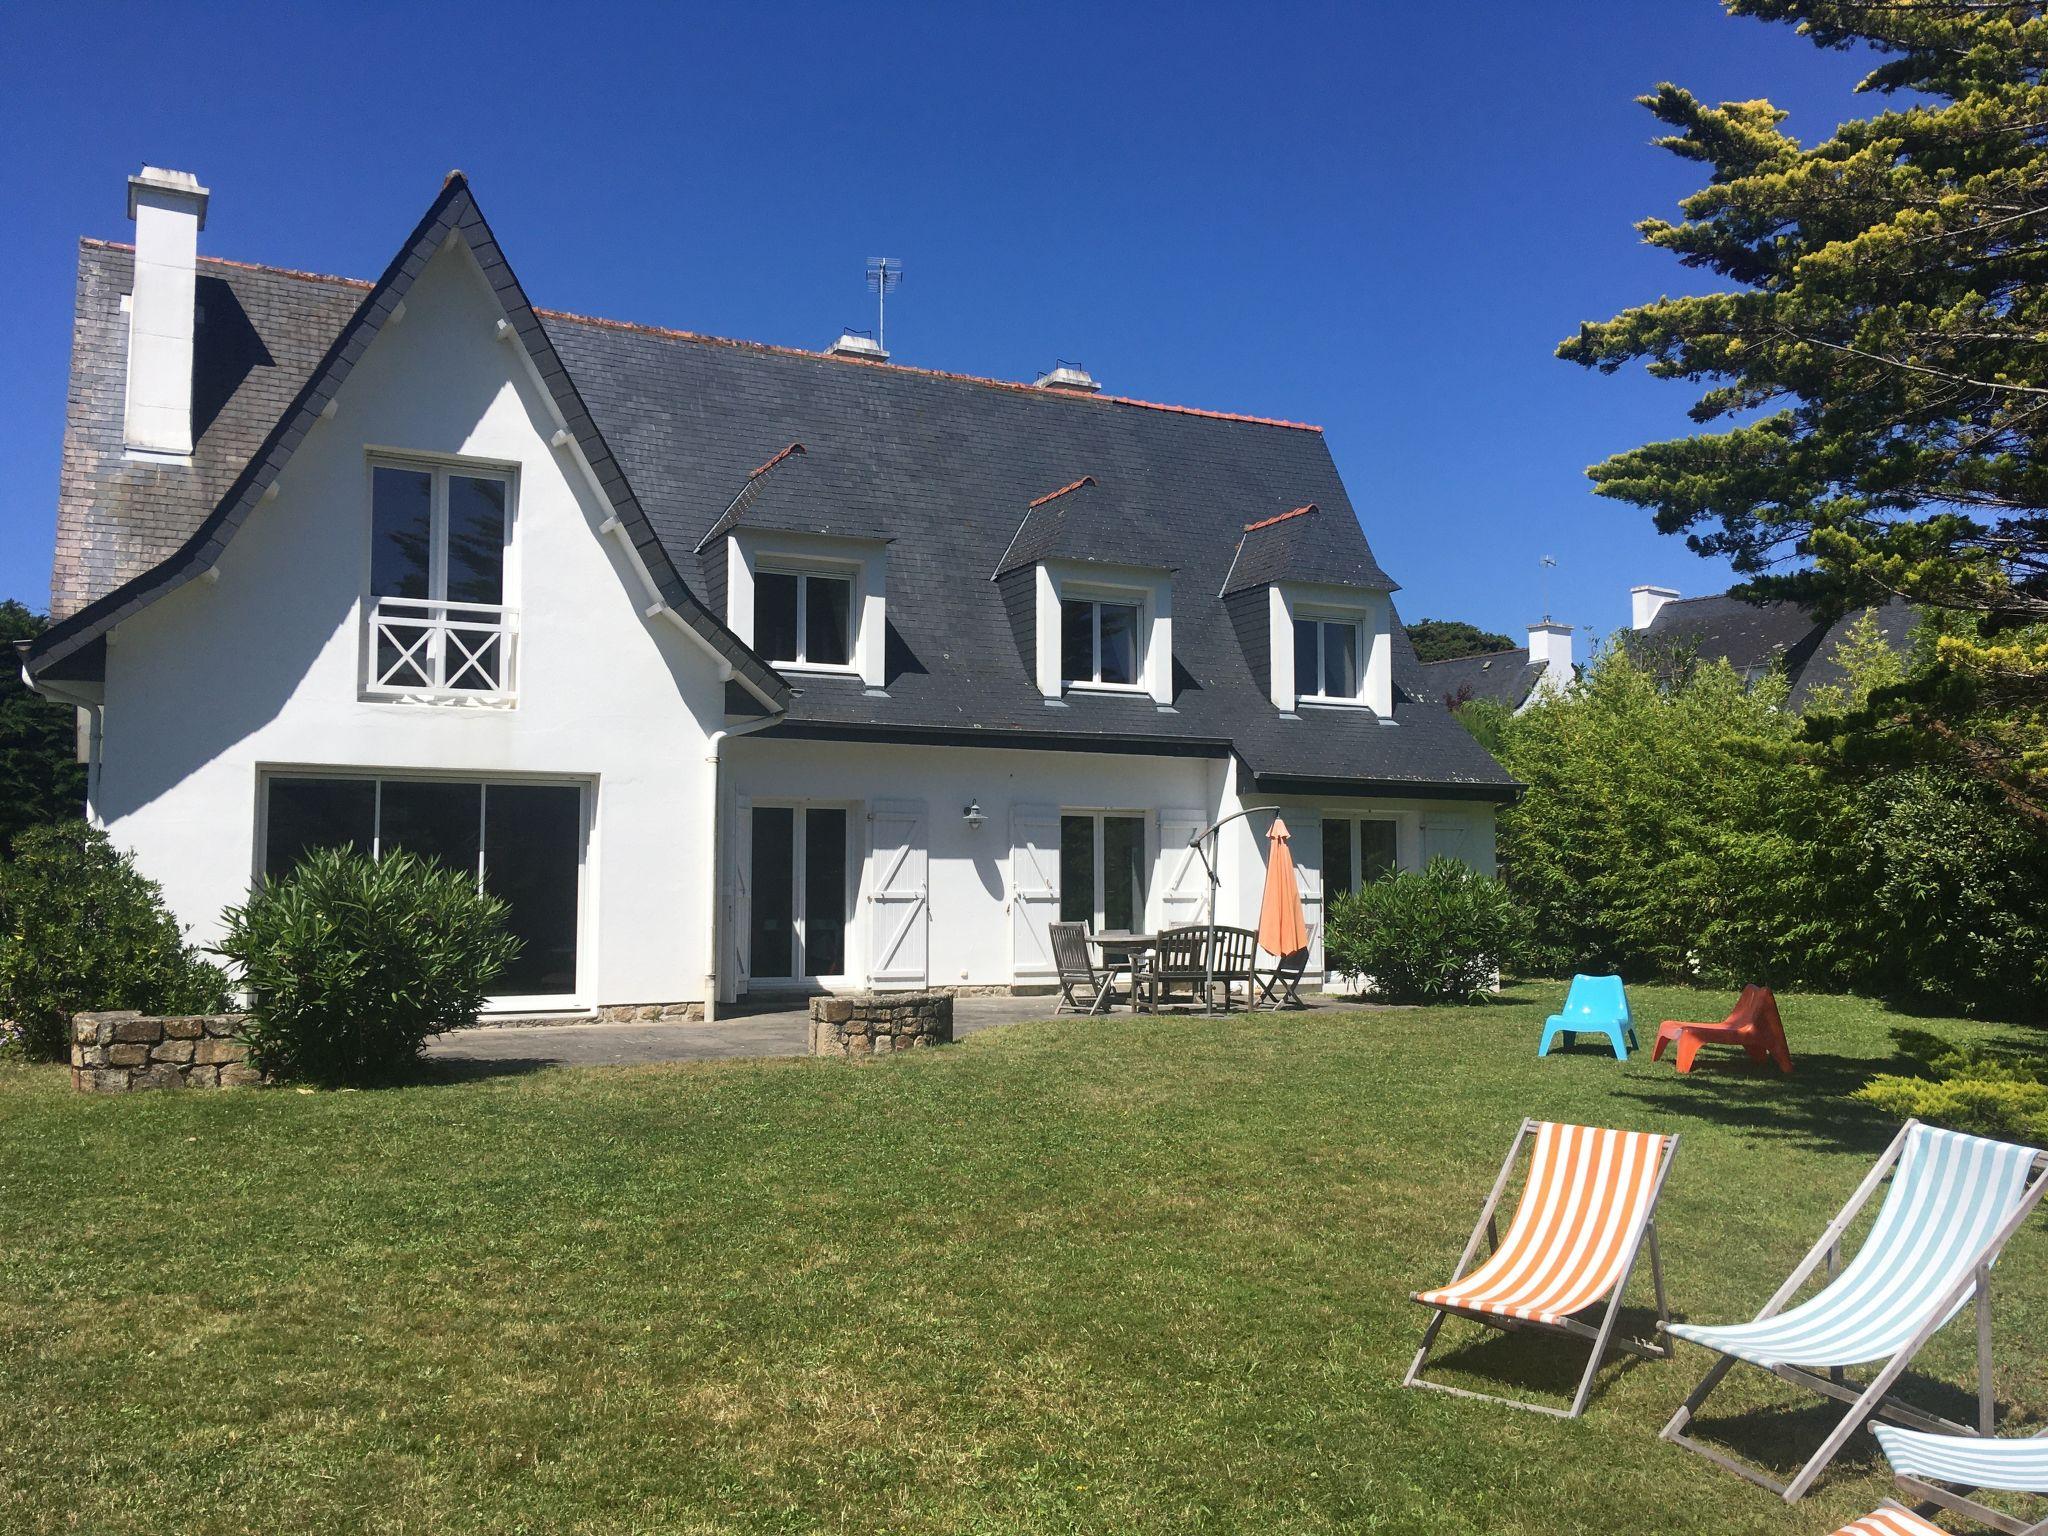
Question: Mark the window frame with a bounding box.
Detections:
[365,453,516,610]
[1293,608,1368,705]
[255,767,591,1013]
[1058,587,1150,693]
[1321,814,1401,899]
[754,561,859,673]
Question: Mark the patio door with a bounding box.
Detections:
[747,803,851,985]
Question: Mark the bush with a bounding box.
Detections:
[217,847,518,1085]
[1853,1028,2048,1142]
[1322,856,1529,1004]
[0,823,229,1060]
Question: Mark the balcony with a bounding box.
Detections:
[365,596,519,704]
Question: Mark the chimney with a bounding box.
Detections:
[1033,361,1100,394]
[1631,584,1678,630]
[826,328,889,362]
[1527,621,1574,696]
[124,166,210,459]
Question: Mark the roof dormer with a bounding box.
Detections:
[1220,505,1397,717]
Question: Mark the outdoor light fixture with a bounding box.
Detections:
[962,800,986,830]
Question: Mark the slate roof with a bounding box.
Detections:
[34,178,1516,799]
[1632,593,1916,707]
[991,477,1173,577]
[1413,648,1547,711]
[1220,503,1394,596]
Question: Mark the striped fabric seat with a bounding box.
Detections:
[1875,1424,2048,1496]
[1668,1125,2040,1370]
[1414,1121,1670,1326]
[1829,1509,1947,1536]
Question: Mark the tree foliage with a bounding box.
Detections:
[0,601,86,851]
[1560,2,2048,805]
[0,823,229,1060]
[1322,857,1530,1004]
[1485,633,2048,1014]
[1405,618,1517,663]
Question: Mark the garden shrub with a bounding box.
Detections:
[216,847,518,1086]
[0,823,229,1060]
[1854,1029,2048,1143]
[1322,856,1529,1004]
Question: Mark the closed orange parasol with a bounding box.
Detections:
[1257,816,1310,958]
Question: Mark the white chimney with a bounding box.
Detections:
[826,328,889,362]
[1033,361,1100,394]
[1527,621,1574,696]
[1631,584,1678,630]
[124,166,210,458]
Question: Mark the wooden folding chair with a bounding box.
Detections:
[1664,1120,2048,1502]
[1405,1118,1679,1419]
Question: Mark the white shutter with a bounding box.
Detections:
[1009,803,1061,981]
[867,800,928,989]
[1156,810,1207,930]
[1422,819,1471,869]
[730,797,753,997]
[1288,810,1326,979]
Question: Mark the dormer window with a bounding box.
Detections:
[1293,613,1363,702]
[1061,596,1144,687]
[757,568,853,668]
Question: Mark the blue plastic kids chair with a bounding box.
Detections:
[1538,975,1637,1060]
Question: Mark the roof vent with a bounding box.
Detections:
[827,328,889,362]
[1033,360,1100,394]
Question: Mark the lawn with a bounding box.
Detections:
[3,985,2045,1535]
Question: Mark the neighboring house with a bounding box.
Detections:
[1625,585,1915,708]
[23,167,1516,1018]
[1414,621,1574,715]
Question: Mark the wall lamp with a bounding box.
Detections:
[962,800,987,831]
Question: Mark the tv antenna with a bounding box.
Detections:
[865,258,903,352]
[1539,554,1558,623]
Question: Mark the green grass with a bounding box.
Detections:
[3,984,2045,1534]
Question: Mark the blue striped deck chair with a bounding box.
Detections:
[1663,1120,2048,1503]
[1832,1426,2048,1535]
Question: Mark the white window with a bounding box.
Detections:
[1060,596,1146,688]
[1321,816,1399,898]
[366,459,517,699]
[756,567,855,669]
[1293,613,1363,702]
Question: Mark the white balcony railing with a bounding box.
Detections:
[366,596,519,702]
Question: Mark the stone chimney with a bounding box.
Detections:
[1527,621,1574,695]
[1631,584,1678,630]
[124,166,210,459]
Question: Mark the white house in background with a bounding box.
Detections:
[1414,621,1575,714]
[25,168,1517,1018]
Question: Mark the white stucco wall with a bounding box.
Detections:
[90,235,728,1008]
[721,736,1497,993]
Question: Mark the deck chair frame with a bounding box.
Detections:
[1403,1117,1680,1419]
[1663,1119,2048,1503]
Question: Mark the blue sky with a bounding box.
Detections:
[0,1,1876,648]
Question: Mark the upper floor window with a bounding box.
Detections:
[1293,614,1362,702]
[757,568,853,668]
[367,460,516,701]
[1061,596,1145,688]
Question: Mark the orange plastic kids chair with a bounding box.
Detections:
[1652,985,1792,1074]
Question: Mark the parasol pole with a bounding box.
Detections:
[1187,805,1280,1014]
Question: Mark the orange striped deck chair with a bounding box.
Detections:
[1830,1512,1949,1536]
[1404,1118,1680,1418]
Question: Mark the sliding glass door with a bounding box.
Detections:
[262,774,585,1001]
[748,805,850,983]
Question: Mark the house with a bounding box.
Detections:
[23,167,1516,1018]
[1625,585,1915,708]
[1414,621,1574,714]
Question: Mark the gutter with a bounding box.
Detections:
[702,713,783,1020]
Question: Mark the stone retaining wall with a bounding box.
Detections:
[596,1001,705,1024]
[808,991,954,1057]
[71,1012,259,1093]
